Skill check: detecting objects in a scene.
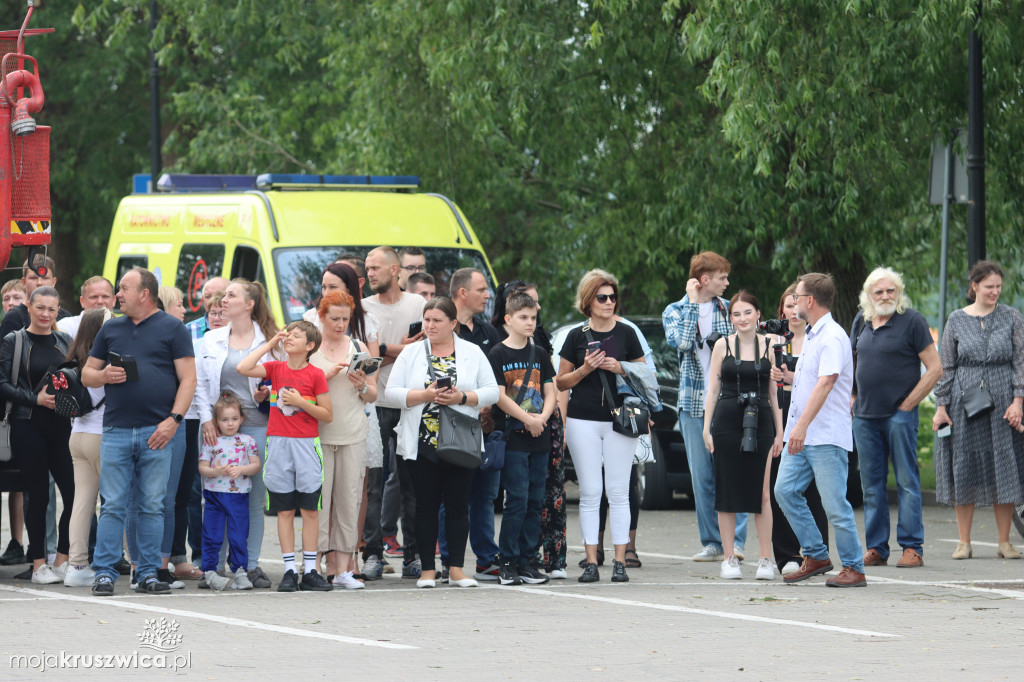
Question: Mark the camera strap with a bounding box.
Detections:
[732,334,763,402]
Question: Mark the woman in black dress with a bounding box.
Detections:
[703,291,783,580]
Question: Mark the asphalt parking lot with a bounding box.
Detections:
[2,489,1023,679]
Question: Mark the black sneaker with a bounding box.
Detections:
[578,562,600,583]
[130,570,138,589]
[440,564,450,583]
[610,560,629,583]
[0,539,26,565]
[114,557,132,576]
[277,569,299,592]
[401,558,422,579]
[92,575,115,596]
[299,570,334,592]
[135,575,171,594]
[248,566,272,588]
[498,561,522,586]
[517,564,550,585]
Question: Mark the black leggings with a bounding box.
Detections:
[413,454,475,572]
[13,416,74,561]
[599,465,639,534]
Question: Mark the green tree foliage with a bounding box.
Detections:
[13,0,1023,323]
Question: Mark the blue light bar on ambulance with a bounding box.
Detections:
[255,174,420,190]
[156,174,257,192]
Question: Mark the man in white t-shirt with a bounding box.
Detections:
[361,246,426,579]
[662,251,747,563]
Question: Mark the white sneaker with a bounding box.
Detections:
[63,565,95,587]
[32,564,61,584]
[755,557,776,581]
[204,569,230,591]
[332,572,365,589]
[693,545,723,562]
[720,556,742,580]
[781,561,801,576]
[549,568,568,580]
[231,570,253,590]
[51,562,69,580]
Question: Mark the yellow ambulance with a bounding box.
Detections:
[102,174,497,324]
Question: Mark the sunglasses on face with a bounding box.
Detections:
[595,293,618,304]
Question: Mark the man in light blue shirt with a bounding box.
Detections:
[775,273,865,587]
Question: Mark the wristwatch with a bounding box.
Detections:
[379,343,388,358]
[169,413,184,424]
[460,392,468,405]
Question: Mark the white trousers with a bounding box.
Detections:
[565,418,635,546]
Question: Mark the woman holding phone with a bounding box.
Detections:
[195,278,279,587]
[556,269,645,584]
[310,291,377,587]
[385,296,499,588]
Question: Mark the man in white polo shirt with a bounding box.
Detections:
[775,272,865,588]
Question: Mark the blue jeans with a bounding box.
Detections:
[468,467,501,567]
[93,426,172,582]
[853,409,924,558]
[498,449,547,564]
[775,443,864,572]
[679,413,746,552]
[126,427,186,564]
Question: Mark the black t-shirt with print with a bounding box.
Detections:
[488,341,556,452]
[558,322,643,422]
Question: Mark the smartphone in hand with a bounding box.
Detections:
[435,376,453,390]
[409,321,423,337]
[108,352,140,381]
[586,341,602,354]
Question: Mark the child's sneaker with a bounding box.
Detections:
[362,555,383,581]
[231,570,254,590]
[204,570,230,591]
[277,569,299,592]
[300,570,333,592]
[331,572,365,590]
[157,568,184,589]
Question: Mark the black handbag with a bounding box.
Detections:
[584,327,650,439]
[962,327,995,420]
[482,342,536,471]
[424,341,482,469]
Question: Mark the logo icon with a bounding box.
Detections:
[136,618,183,653]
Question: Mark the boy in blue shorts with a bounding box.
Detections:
[238,321,334,592]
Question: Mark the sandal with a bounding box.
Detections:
[624,549,642,569]
[173,563,203,580]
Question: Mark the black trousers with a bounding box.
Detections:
[13,416,74,561]
[413,455,475,572]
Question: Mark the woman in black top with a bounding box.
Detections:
[703,291,783,580]
[556,270,644,584]
[0,286,74,584]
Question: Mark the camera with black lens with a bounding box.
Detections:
[737,391,759,453]
[759,318,789,336]
[697,330,724,349]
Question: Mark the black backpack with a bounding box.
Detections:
[45,361,104,418]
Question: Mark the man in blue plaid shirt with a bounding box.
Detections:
[662,252,748,562]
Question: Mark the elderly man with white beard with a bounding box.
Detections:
[850,267,941,568]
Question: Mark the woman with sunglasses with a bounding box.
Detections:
[556,269,645,583]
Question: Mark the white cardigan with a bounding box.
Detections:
[194,322,277,424]
[385,336,499,461]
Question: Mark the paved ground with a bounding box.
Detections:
[2,489,1023,679]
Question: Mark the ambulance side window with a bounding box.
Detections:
[176,243,225,319]
[116,256,147,284]
[231,246,265,290]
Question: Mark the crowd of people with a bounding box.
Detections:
[0,246,1021,594]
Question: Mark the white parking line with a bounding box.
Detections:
[0,584,417,649]
[510,586,900,638]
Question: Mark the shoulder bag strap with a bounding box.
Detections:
[423,339,436,383]
[584,327,616,412]
[504,341,536,440]
[4,331,24,420]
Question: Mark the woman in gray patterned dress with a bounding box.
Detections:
[933,261,1024,560]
